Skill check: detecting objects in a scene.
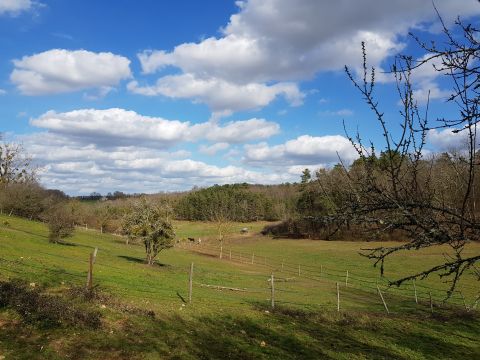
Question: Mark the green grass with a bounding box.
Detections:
[0,214,479,359]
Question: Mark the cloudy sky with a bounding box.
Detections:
[1,0,479,195]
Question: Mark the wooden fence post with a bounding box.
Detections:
[281,259,284,272]
[86,252,93,290]
[320,265,323,277]
[251,253,255,264]
[413,279,418,304]
[219,245,223,259]
[189,262,194,303]
[298,264,301,276]
[271,273,275,309]
[93,247,98,264]
[336,282,340,312]
[345,270,349,287]
[377,285,389,314]
[229,249,232,260]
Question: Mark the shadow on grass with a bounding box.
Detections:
[53,240,78,247]
[9,226,49,239]
[1,296,478,359]
[58,305,480,359]
[117,255,168,267]
[176,291,187,303]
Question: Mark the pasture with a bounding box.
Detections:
[0,214,478,359]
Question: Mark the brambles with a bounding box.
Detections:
[0,279,101,328]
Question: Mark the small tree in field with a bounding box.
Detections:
[43,204,75,243]
[122,198,175,265]
[207,195,232,258]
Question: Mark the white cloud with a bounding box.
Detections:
[412,83,450,105]
[199,142,230,156]
[0,0,36,16]
[139,1,480,82]
[427,128,471,151]
[19,131,295,194]
[407,53,452,104]
[200,118,280,143]
[31,108,190,148]
[21,110,358,195]
[244,134,358,166]
[0,89,6,95]
[11,49,131,95]
[128,74,303,114]
[133,0,479,114]
[30,108,281,148]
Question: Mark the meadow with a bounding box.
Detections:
[0,214,478,359]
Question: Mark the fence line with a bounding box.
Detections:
[0,242,476,314]
[177,242,477,302]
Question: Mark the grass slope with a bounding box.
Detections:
[0,215,479,359]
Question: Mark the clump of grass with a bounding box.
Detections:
[0,279,101,328]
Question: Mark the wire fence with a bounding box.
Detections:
[0,236,478,315]
[176,241,479,311]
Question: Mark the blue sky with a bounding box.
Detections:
[1,0,479,195]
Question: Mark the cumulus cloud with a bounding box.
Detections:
[139,1,479,81]
[199,142,230,156]
[200,118,280,143]
[406,53,452,105]
[30,108,280,148]
[19,131,295,194]
[128,74,303,114]
[427,128,472,151]
[31,108,190,147]
[0,0,37,16]
[22,107,351,194]
[132,0,479,114]
[244,134,358,166]
[11,49,131,95]
[22,110,358,194]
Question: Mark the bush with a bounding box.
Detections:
[42,204,75,243]
[0,279,101,328]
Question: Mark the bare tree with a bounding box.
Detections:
[208,197,232,258]
[329,15,480,296]
[0,141,36,185]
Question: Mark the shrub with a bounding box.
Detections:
[42,204,75,243]
[0,280,101,328]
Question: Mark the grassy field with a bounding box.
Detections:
[0,214,479,359]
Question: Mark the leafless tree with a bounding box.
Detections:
[332,14,480,296]
[208,201,232,258]
[0,141,36,185]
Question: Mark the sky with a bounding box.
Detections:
[1,0,479,195]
